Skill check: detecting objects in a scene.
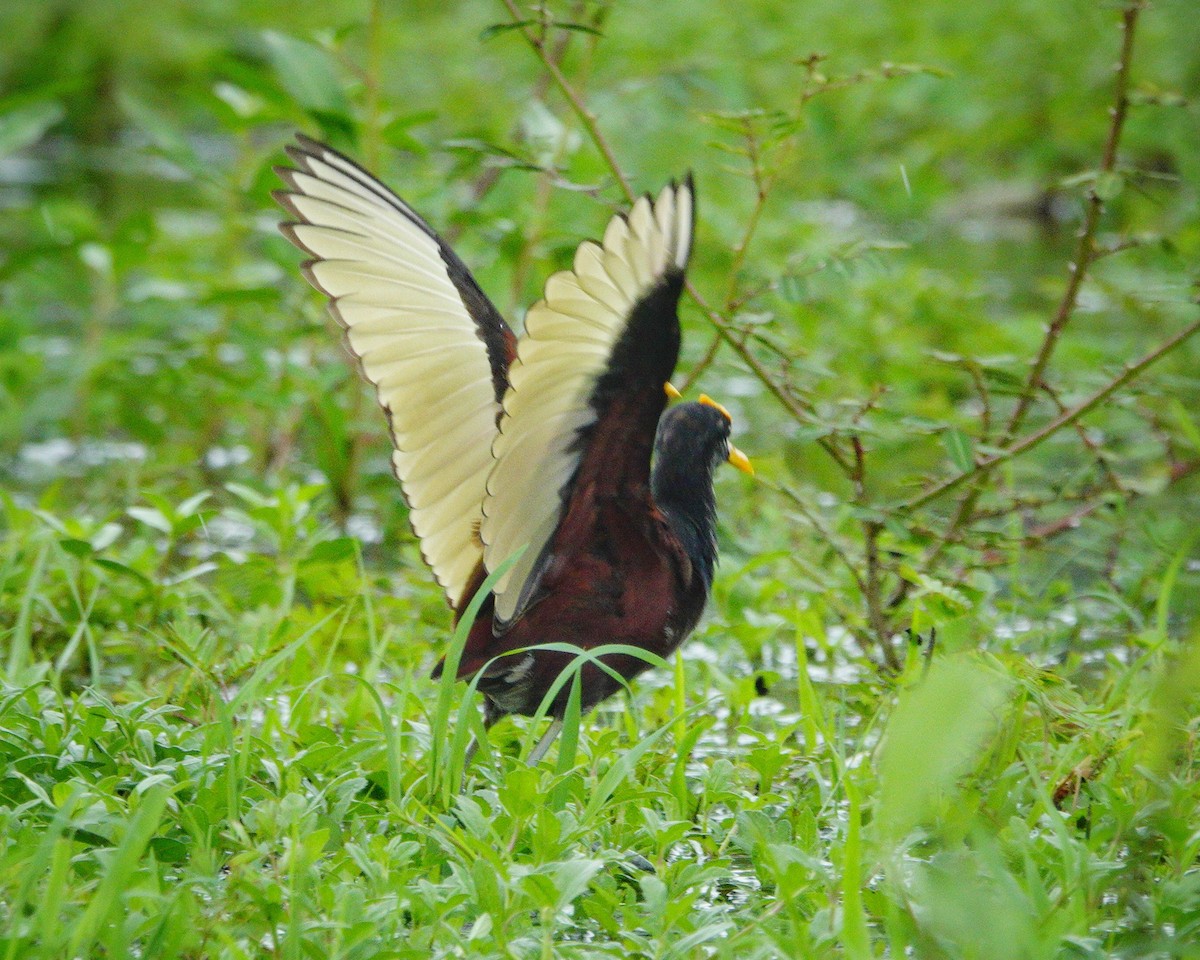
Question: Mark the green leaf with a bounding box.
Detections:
[68,783,171,957]
[1170,399,1200,452]
[128,506,172,534]
[262,31,350,116]
[59,538,93,558]
[302,537,357,566]
[382,110,436,155]
[118,94,202,176]
[0,100,64,157]
[93,558,153,587]
[479,20,537,41]
[876,655,1011,842]
[942,428,975,472]
[149,837,188,863]
[778,274,807,302]
[549,859,604,911]
[177,491,213,517]
[1093,171,1124,201]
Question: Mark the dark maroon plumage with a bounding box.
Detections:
[436,277,738,722]
[275,137,748,760]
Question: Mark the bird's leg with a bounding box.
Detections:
[462,702,500,770]
[527,718,563,766]
[462,733,482,770]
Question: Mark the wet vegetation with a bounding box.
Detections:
[1,0,1199,956]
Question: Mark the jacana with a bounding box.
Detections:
[275,136,751,763]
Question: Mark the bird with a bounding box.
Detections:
[274,135,751,763]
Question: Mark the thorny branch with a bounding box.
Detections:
[499,0,634,203]
[852,435,899,670]
[891,2,1148,575]
[1000,2,1143,447]
[881,1,1163,626]
[898,315,1200,513]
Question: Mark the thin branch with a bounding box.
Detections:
[686,280,855,474]
[499,0,634,202]
[499,3,856,474]
[972,486,1112,521]
[445,6,583,246]
[677,331,723,394]
[1000,2,1143,446]
[851,435,897,670]
[898,315,1200,512]
[966,363,993,442]
[768,480,868,596]
[900,2,1151,525]
[1040,379,1125,495]
[1021,500,1109,546]
[887,3,1148,564]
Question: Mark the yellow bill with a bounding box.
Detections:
[727,443,754,475]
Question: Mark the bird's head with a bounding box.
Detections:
[653,394,753,491]
[651,393,751,591]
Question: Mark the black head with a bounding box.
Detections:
[652,401,737,492]
[651,400,744,591]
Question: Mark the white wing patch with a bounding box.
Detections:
[482,182,695,622]
[276,140,501,609]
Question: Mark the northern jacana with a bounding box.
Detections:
[274,136,751,762]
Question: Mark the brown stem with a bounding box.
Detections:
[499,2,857,475]
[901,3,1150,526]
[686,280,854,475]
[1040,380,1125,495]
[1000,2,1143,447]
[850,436,898,670]
[499,0,634,203]
[886,3,1149,579]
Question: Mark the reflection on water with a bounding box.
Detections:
[15,437,147,478]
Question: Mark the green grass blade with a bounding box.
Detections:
[67,783,171,957]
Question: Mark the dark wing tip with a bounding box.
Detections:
[287,133,328,163]
[282,143,313,170]
[298,259,334,298]
[273,190,304,224]
[679,172,696,268]
[278,221,314,253]
[270,180,296,203]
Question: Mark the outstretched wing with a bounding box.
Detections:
[274,135,517,610]
[483,178,695,623]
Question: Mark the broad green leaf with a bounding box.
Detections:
[128,506,172,534]
[59,538,93,558]
[302,537,357,566]
[876,655,1011,842]
[263,31,350,116]
[942,428,975,472]
[0,101,64,157]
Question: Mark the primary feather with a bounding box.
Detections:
[275,136,515,609]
